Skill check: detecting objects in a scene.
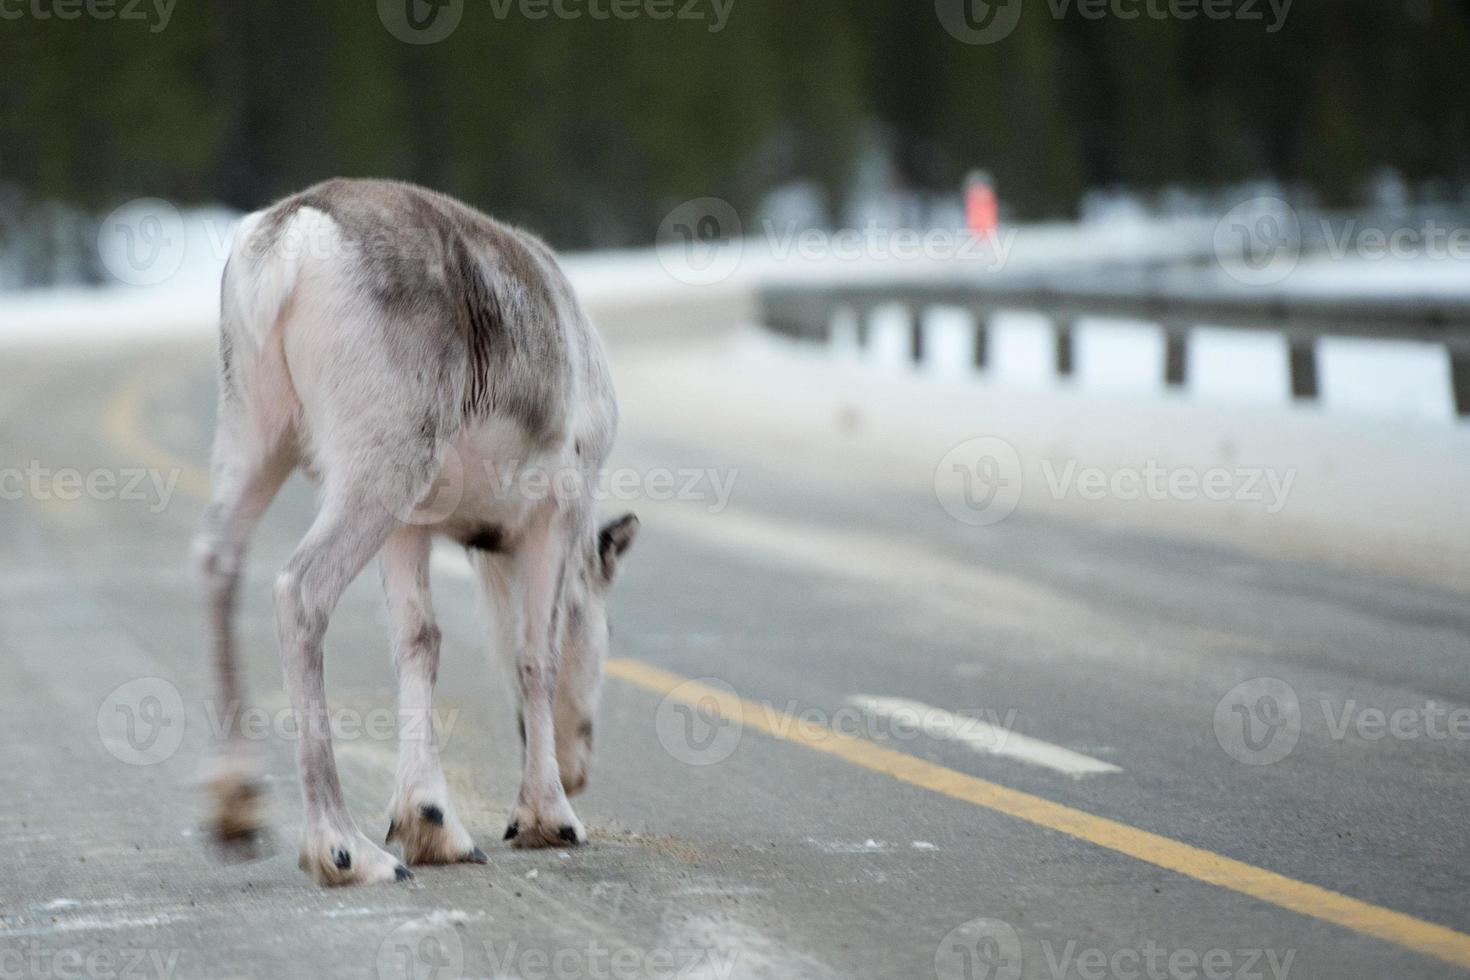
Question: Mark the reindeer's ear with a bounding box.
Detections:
[597,513,639,584]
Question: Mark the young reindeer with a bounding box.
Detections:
[193,178,638,886]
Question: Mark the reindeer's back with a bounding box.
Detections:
[229,179,614,462]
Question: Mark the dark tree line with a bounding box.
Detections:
[2,0,1469,252]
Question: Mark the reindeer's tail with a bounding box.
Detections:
[221,204,339,353]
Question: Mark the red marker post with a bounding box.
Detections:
[965,170,998,240]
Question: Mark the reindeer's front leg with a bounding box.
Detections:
[504,504,585,847]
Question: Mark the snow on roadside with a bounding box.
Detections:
[0,205,1465,425]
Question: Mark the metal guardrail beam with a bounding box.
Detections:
[758,279,1470,415]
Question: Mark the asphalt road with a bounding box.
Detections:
[1,327,1469,980]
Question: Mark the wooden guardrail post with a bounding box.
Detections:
[1163,324,1189,388]
[1288,340,1319,401]
[1055,317,1076,379]
[909,304,925,365]
[1452,353,1470,417]
[972,309,990,370]
[854,305,871,350]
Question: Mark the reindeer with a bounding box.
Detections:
[192,179,638,886]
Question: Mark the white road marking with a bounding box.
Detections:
[849,694,1122,778]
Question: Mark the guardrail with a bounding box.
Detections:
[759,276,1470,416]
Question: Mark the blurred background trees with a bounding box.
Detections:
[2,0,1468,258]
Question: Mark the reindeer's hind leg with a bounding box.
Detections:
[194,367,297,857]
[276,464,432,887]
[381,525,487,865]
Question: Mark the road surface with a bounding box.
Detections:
[1,323,1468,980]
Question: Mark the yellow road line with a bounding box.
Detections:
[106,363,1470,970]
[607,658,1470,971]
[104,371,212,501]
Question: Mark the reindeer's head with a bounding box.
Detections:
[554,512,639,795]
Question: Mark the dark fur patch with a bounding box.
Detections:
[254,179,579,445]
[463,525,504,552]
[577,720,593,743]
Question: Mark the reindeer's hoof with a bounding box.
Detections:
[206,775,272,862]
[385,797,479,865]
[466,846,489,864]
[504,800,586,849]
[395,865,414,881]
[300,831,408,887]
